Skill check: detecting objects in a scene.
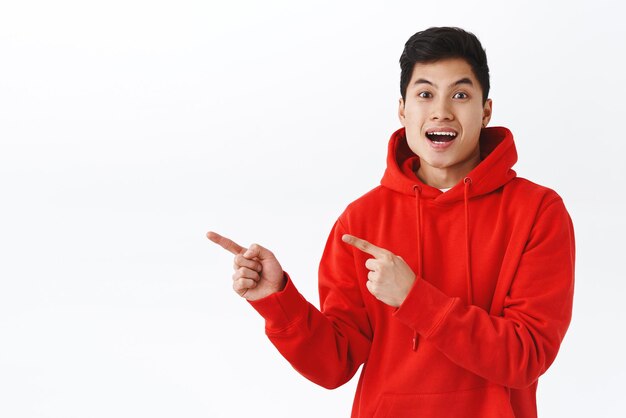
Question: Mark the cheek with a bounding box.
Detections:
[404,119,423,139]
[404,101,426,114]
[402,105,429,144]
[458,107,485,129]
[402,103,427,125]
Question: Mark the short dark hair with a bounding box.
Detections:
[399,27,490,104]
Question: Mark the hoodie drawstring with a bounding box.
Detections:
[410,181,474,352]
[412,185,422,351]
[413,185,423,279]
[463,177,474,305]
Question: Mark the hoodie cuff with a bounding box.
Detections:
[393,276,456,338]
[247,271,308,331]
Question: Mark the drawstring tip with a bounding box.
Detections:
[412,334,419,351]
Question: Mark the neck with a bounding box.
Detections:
[416,152,481,189]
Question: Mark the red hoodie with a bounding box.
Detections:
[248,126,575,418]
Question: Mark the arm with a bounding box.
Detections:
[248,218,372,389]
[393,197,575,388]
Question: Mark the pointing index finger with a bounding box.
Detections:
[207,231,245,255]
[341,234,387,258]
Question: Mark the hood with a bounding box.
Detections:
[380,126,518,203]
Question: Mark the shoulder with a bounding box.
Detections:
[337,185,399,226]
[346,185,394,210]
[503,178,571,228]
[504,177,564,207]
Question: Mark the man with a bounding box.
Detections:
[208,27,575,417]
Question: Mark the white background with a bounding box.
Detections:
[1,0,625,416]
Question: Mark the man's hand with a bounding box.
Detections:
[207,231,286,301]
[342,234,416,308]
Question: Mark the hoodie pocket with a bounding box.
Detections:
[371,386,515,418]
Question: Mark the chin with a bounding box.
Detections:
[420,155,450,169]
[427,161,452,170]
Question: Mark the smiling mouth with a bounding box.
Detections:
[426,131,458,144]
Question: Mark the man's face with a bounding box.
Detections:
[398,57,492,183]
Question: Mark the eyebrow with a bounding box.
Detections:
[413,77,474,88]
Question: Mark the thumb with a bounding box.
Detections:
[243,243,273,260]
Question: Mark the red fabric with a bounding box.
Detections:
[248,126,575,418]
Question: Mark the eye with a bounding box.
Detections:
[453,92,468,99]
[418,91,432,99]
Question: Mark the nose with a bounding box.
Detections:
[430,97,454,121]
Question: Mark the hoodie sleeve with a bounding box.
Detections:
[247,217,372,389]
[393,196,575,389]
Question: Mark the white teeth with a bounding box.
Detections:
[428,131,457,136]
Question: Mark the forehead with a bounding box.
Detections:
[408,57,477,88]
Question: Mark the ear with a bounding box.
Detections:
[482,98,493,127]
[398,97,406,127]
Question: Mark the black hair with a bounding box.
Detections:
[399,27,490,104]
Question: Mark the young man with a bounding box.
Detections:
[208,27,575,417]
